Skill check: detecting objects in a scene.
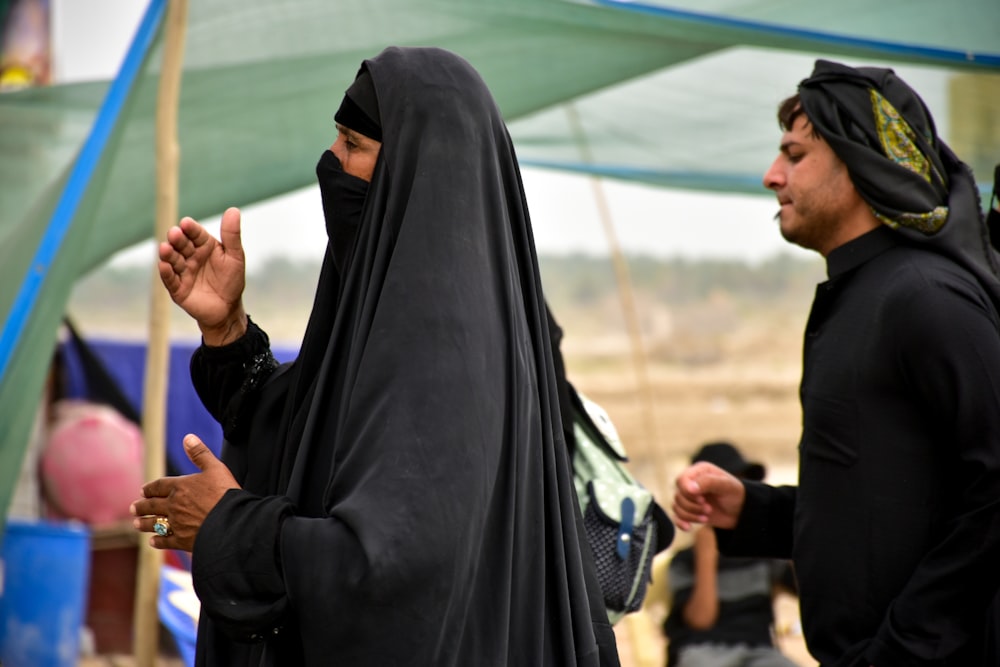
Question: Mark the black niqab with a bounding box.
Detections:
[193,46,616,666]
[315,150,367,274]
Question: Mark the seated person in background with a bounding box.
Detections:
[664,442,798,667]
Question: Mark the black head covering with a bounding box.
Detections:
[798,60,1000,306]
[692,441,766,482]
[799,60,949,234]
[222,47,616,665]
[333,68,381,141]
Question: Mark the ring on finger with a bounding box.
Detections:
[153,516,173,537]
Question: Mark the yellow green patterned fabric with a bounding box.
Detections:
[870,89,949,233]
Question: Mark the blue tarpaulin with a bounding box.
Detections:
[59,337,298,476]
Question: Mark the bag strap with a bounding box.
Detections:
[568,381,628,463]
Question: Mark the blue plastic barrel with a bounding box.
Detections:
[0,519,91,667]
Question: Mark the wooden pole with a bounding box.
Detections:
[133,0,188,664]
[564,104,661,456]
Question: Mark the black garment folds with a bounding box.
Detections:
[187,47,617,666]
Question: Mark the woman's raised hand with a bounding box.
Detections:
[158,207,248,345]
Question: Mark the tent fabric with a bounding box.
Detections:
[511,48,1000,193]
[0,0,998,523]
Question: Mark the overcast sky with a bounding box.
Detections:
[52,0,811,267]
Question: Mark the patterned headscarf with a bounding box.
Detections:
[799,59,1000,299]
[799,59,950,233]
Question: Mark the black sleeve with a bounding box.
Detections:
[190,317,278,441]
[714,482,797,560]
[191,488,295,640]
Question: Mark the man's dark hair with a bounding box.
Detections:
[777,93,820,138]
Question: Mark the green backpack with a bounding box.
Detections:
[571,387,673,625]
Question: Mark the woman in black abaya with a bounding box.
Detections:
[131,46,619,666]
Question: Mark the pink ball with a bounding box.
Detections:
[40,400,145,525]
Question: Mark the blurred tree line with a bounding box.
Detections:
[538,252,823,312]
[68,251,824,338]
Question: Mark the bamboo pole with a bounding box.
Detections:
[563,103,662,460]
[133,0,189,664]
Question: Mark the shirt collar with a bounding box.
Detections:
[825,225,899,279]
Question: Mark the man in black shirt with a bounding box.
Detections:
[672,60,1000,667]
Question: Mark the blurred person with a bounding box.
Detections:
[130,46,619,666]
[672,60,1000,667]
[663,442,797,667]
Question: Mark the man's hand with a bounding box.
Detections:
[130,434,240,552]
[672,462,746,531]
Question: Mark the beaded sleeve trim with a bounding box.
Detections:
[242,350,279,395]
